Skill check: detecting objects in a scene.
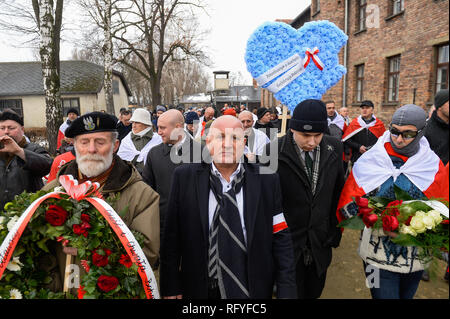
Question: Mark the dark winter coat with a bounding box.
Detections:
[344,122,380,163]
[142,136,203,237]
[272,132,344,277]
[0,142,52,210]
[425,110,449,164]
[160,162,297,299]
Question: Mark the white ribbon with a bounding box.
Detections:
[255,48,325,94]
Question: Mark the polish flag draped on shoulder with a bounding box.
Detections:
[341,115,385,142]
[57,121,70,149]
[337,131,449,223]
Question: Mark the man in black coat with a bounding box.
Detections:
[142,109,202,239]
[160,115,297,299]
[269,99,345,299]
[343,100,385,165]
[0,109,52,209]
[425,89,448,165]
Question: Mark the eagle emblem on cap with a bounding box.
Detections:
[83,116,96,131]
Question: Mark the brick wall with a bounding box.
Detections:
[312,0,449,124]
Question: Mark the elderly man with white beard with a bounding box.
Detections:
[43,112,160,273]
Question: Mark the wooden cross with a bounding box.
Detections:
[277,105,291,138]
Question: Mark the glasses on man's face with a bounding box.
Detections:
[389,126,420,139]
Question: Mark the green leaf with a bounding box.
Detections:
[394,185,414,201]
[391,233,423,247]
[337,216,365,230]
[37,238,50,253]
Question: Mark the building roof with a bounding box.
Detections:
[214,85,261,103]
[290,5,311,29]
[180,92,211,104]
[0,60,132,97]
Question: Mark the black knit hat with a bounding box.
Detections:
[67,107,80,116]
[256,107,271,120]
[360,100,374,108]
[0,110,24,126]
[289,99,328,133]
[65,112,117,138]
[434,89,449,109]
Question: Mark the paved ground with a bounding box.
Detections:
[321,229,449,299]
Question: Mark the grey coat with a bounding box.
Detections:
[0,142,52,210]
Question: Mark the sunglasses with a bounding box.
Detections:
[389,126,420,139]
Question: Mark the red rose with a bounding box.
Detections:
[442,219,449,225]
[97,275,119,293]
[45,205,68,226]
[383,200,403,217]
[81,214,90,223]
[363,213,378,228]
[119,254,133,268]
[78,285,86,299]
[92,248,112,267]
[355,197,369,208]
[382,215,399,232]
[73,224,88,237]
[358,207,374,217]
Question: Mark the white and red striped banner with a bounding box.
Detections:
[0,175,159,299]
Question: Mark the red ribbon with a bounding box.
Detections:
[304,48,324,71]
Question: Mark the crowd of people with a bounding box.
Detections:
[0,88,448,299]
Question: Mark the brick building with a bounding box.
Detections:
[261,0,449,123]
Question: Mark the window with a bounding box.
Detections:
[387,55,401,102]
[113,80,120,95]
[436,44,449,93]
[391,0,404,16]
[357,0,367,32]
[62,98,80,117]
[355,64,365,102]
[315,0,320,13]
[0,99,23,118]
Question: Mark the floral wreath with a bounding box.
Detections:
[0,175,159,299]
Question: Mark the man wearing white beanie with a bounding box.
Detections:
[118,108,162,175]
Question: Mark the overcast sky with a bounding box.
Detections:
[0,0,310,85]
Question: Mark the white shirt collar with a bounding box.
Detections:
[211,161,242,184]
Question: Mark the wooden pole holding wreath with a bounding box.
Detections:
[278,105,291,138]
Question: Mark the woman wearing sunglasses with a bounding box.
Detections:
[337,104,449,299]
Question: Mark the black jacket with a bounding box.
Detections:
[254,121,276,140]
[0,142,52,209]
[142,136,202,236]
[274,132,344,277]
[116,121,132,141]
[160,162,297,299]
[425,111,449,165]
[344,119,379,163]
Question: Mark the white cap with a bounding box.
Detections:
[130,108,152,126]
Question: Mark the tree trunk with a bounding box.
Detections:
[39,0,63,156]
[150,77,162,107]
[103,0,115,115]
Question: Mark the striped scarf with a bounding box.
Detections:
[208,164,249,299]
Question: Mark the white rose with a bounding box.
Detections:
[427,210,443,226]
[6,216,19,232]
[422,215,435,230]
[400,224,418,237]
[9,289,22,299]
[410,215,427,234]
[0,216,5,231]
[6,256,23,272]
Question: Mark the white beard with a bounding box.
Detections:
[75,147,114,178]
